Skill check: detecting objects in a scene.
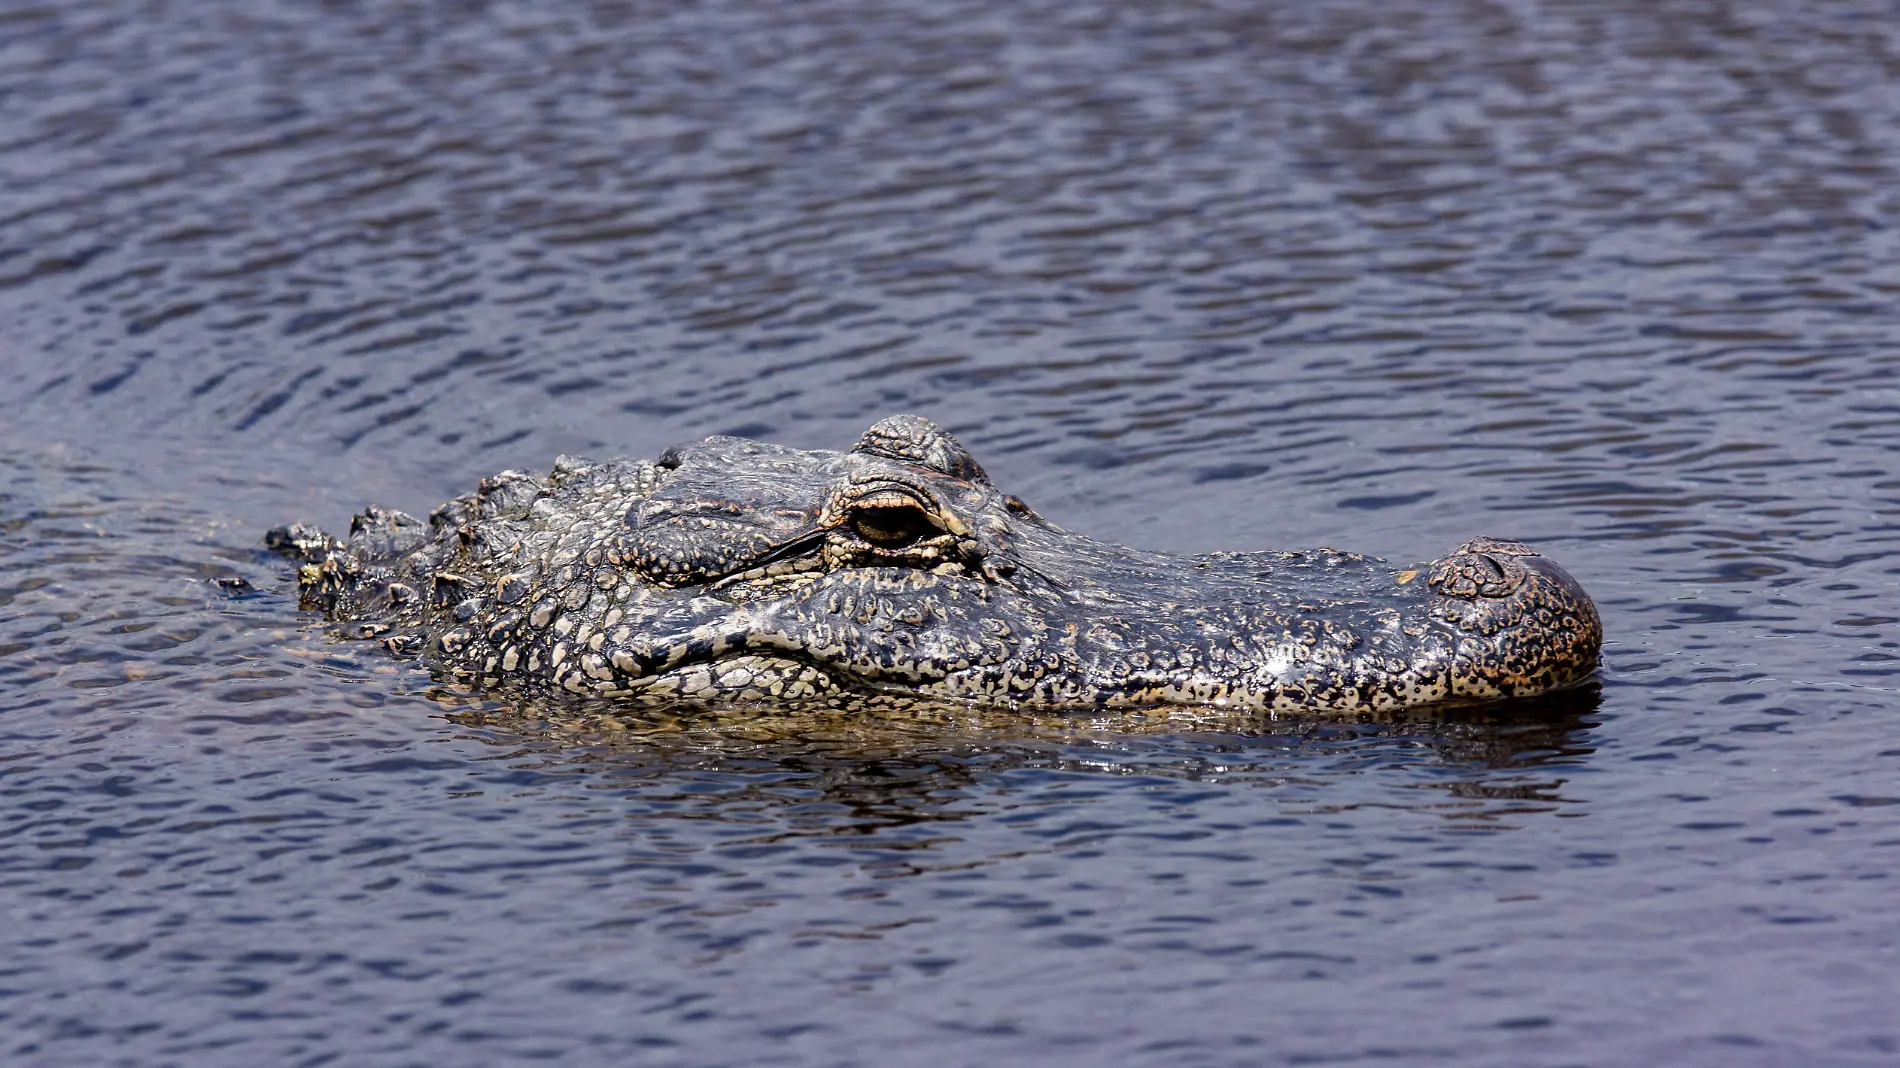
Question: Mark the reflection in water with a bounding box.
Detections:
[440,684,1602,831]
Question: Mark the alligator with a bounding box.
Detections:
[268,415,1601,714]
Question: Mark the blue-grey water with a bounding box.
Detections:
[4,1,1899,1064]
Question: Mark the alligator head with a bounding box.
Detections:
[269,415,1601,713]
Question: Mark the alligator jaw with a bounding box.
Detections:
[270,418,1602,715]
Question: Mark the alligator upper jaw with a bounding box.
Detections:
[561,537,1601,714]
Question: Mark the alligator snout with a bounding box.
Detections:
[1424,538,1602,700]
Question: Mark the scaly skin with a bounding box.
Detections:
[268,415,1601,713]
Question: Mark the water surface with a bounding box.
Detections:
[4,1,1900,1064]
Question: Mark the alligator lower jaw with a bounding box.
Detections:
[470,646,1597,716]
[443,656,1601,723]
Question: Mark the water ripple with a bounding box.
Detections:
[3,0,1900,1063]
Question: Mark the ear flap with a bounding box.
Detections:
[851,414,990,485]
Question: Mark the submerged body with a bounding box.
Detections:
[270,416,1600,713]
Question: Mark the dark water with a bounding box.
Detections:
[4,0,1900,1063]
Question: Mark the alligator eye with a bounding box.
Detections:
[849,502,938,548]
